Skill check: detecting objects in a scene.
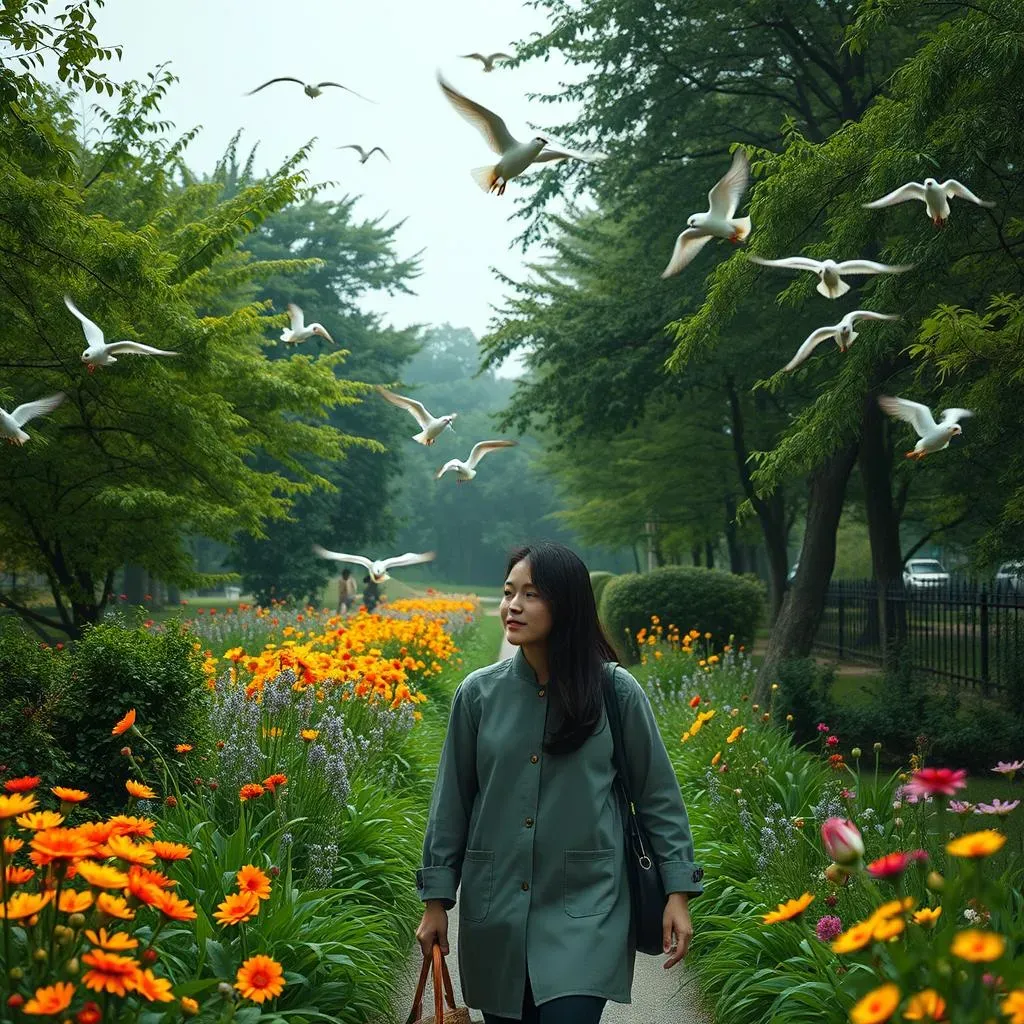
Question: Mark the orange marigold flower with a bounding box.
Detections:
[131,968,174,1002]
[237,864,272,900]
[0,793,38,819]
[174,744,193,753]
[105,815,156,838]
[124,872,162,907]
[128,865,176,890]
[23,981,75,1016]
[30,827,96,864]
[903,989,947,1021]
[105,834,156,866]
[81,949,141,996]
[262,773,287,793]
[0,891,54,920]
[946,830,1006,859]
[74,821,116,845]
[235,954,286,1003]
[832,921,876,955]
[762,892,814,924]
[58,889,94,913]
[85,928,138,951]
[76,862,129,889]
[96,893,134,920]
[300,729,319,741]
[150,841,191,861]
[19,810,64,831]
[76,1002,102,1024]
[850,983,901,1024]
[239,783,266,802]
[150,889,196,921]
[125,780,156,800]
[214,890,261,926]
[950,929,1006,962]
[3,837,24,855]
[111,709,136,736]
[180,996,199,1016]
[5,865,34,885]
[4,776,41,793]
[52,787,89,803]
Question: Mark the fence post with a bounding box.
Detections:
[980,586,990,691]
[837,583,845,659]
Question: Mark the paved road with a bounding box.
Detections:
[391,628,712,1024]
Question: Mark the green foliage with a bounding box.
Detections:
[589,570,615,610]
[774,657,835,742]
[600,566,765,661]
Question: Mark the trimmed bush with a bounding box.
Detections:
[600,566,765,663]
[589,570,615,610]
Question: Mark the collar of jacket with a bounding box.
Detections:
[511,644,541,685]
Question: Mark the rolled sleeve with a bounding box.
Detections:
[617,670,704,897]
[416,680,479,907]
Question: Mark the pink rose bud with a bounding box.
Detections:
[821,818,864,866]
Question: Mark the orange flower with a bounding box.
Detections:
[237,865,272,900]
[131,969,174,1002]
[903,989,947,1021]
[124,871,162,907]
[4,775,41,793]
[832,921,876,954]
[85,928,138,951]
[1,891,53,919]
[74,821,116,845]
[174,744,193,754]
[3,837,24,855]
[58,889,94,913]
[125,780,156,800]
[762,892,814,924]
[128,865,176,890]
[19,810,64,831]
[235,954,285,1003]
[300,729,319,741]
[105,815,156,838]
[5,865,34,885]
[0,793,38,819]
[850,983,901,1024]
[81,949,141,996]
[262,773,287,793]
[150,841,191,861]
[946,830,1006,859]
[52,787,89,803]
[76,1002,102,1024]
[105,834,156,866]
[96,893,134,920]
[239,783,266,802]
[30,828,96,864]
[76,862,129,889]
[180,996,199,1016]
[950,929,1006,962]
[111,709,136,736]
[23,981,75,1016]
[214,890,261,925]
[150,889,196,921]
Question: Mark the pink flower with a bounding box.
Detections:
[982,973,1003,988]
[821,818,864,866]
[815,915,843,942]
[975,799,1020,817]
[992,760,1024,781]
[903,767,967,799]
[817,723,830,733]
[841,788,856,800]
[866,850,928,880]
[826,735,839,747]
[948,800,975,814]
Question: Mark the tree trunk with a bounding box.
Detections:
[123,563,146,606]
[724,495,744,573]
[756,441,860,699]
[691,545,701,566]
[704,540,715,569]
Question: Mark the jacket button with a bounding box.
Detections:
[525,817,534,827]
[538,689,545,697]
[521,881,529,891]
[530,754,539,764]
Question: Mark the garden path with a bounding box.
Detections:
[391,619,713,1024]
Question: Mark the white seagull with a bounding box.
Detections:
[311,545,436,583]
[863,178,994,227]
[338,144,389,164]
[877,395,973,459]
[0,391,65,446]
[280,303,334,345]
[460,52,513,72]
[437,72,605,195]
[246,77,373,102]
[64,295,179,372]
[749,255,914,299]
[661,148,752,278]
[376,386,456,445]
[782,311,900,372]
[436,439,518,483]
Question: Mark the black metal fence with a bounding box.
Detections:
[812,579,1024,693]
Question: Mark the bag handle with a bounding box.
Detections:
[406,941,458,1024]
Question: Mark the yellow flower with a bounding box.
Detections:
[0,891,54,919]
[1001,991,1024,1024]
[711,751,722,766]
[949,929,1005,962]
[850,984,900,1024]
[76,861,130,889]
[58,889,94,913]
[912,906,942,928]
[945,830,1006,858]
[726,726,745,744]
[17,810,64,830]
[871,917,904,941]
[181,997,200,1016]
[51,787,89,803]
[831,921,876,955]
[300,729,319,741]
[762,892,814,924]
[870,897,915,922]
[903,989,946,1021]
[96,893,135,920]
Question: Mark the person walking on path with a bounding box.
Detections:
[361,573,381,613]
[336,568,358,614]
[414,541,704,1023]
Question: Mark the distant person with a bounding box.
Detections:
[337,568,357,614]
[362,573,381,613]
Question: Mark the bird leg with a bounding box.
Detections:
[87,363,96,374]
[496,179,507,196]
[905,449,926,460]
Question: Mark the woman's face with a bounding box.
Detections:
[500,558,553,647]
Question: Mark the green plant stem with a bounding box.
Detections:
[0,823,12,977]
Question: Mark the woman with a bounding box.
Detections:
[414,541,703,1023]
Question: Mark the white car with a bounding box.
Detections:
[995,561,1024,593]
[903,558,950,589]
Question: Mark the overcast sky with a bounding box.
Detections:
[80,0,584,377]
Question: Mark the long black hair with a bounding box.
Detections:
[505,541,618,756]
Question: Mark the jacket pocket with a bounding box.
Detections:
[459,849,493,922]
[563,848,616,918]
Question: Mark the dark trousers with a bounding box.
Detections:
[481,969,606,1024]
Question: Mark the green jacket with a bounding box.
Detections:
[416,646,704,1019]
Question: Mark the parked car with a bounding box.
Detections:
[903,558,951,589]
[995,560,1024,593]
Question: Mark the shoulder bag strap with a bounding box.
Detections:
[601,663,634,809]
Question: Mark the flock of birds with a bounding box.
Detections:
[0,50,997,581]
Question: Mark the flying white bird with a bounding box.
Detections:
[877,395,973,459]
[863,178,994,227]
[338,144,389,164]
[661,148,752,278]
[0,391,65,446]
[376,386,456,445]
[280,303,334,345]
[782,311,900,372]
[749,255,914,299]
[246,77,373,102]
[460,52,513,72]
[311,545,436,583]
[436,439,518,483]
[437,72,605,195]
[64,295,179,372]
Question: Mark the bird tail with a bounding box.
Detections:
[731,216,752,242]
[11,429,28,446]
[279,329,291,343]
[470,165,500,193]
[818,278,850,299]
[412,429,430,445]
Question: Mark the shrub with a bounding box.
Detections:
[589,570,615,611]
[600,566,765,662]
[775,656,834,742]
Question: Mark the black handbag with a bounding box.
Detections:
[601,664,668,955]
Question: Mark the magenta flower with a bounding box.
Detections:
[821,818,864,866]
[826,735,840,747]
[903,767,967,799]
[975,798,1020,817]
[817,723,830,733]
[816,915,843,942]
[841,788,856,800]
[948,800,975,814]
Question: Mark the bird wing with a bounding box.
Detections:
[380,551,437,571]
[488,52,513,62]
[466,439,518,469]
[287,303,305,332]
[661,229,712,278]
[707,147,749,218]
[367,147,390,162]
[863,182,925,208]
[533,144,607,163]
[435,461,458,480]
[63,295,105,347]
[375,385,432,428]
[835,259,915,276]
[847,310,901,325]
[748,255,823,273]
[246,77,304,95]
[105,341,178,357]
[783,328,835,372]
[311,545,373,570]
[437,73,516,154]
[10,392,66,427]
[877,395,937,437]
[317,82,375,103]
[937,407,974,426]
[460,53,487,63]
[338,145,367,158]
[942,180,995,207]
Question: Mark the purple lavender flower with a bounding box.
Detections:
[816,915,843,942]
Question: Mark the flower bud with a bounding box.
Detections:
[218,982,234,998]
[8,967,23,981]
[164,796,178,808]
[752,704,760,712]
[33,948,48,962]
[120,746,132,757]
[894,817,903,827]
[65,958,79,975]
[208,781,218,791]
[821,818,865,866]
[761,713,770,722]
[824,862,851,885]
[181,997,200,1017]
[771,683,779,691]
[68,913,86,929]
[851,747,862,759]
[873,742,882,752]
[927,871,945,891]
[7,994,25,1009]
[270,866,281,877]
[142,948,158,964]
